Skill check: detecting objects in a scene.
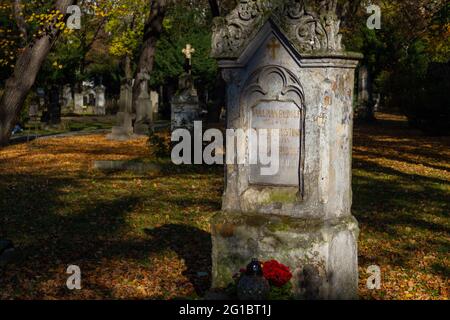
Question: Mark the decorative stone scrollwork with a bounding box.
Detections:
[211,0,343,58]
[286,0,304,19]
[241,65,304,104]
[273,0,343,53]
[212,0,269,59]
[239,0,259,20]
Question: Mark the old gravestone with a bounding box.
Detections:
[171,44,201,132]
[171,73,201,132]
[107,82,135,141]
[210,0,361,299]
[28,94,43,130]
[74,90,84,114]
[94,84,106,116]
[134,75,153,135]
[150,90,159,121]
[61,84,74,114]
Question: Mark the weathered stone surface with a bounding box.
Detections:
[171,73,201,132]
[211,0,346,59]
[108,83,136,141]
[61,84,74,114]
[211,0,361,300]
[107,111,135,141]
[151,91,160,120]
[74,92,84,114]
[220,31,359,219]
[211,212,359,300]
[134,75,153,135]
[94,85,106,116]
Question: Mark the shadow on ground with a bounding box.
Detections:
[144,224,212,295]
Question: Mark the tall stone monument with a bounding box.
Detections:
[73,90,84,114]
[171,44,201,132]
[94,84,106,116]
[134,74,153,135]
[210,0,361,299]
[107,81,135,141]
[150,90,159,121]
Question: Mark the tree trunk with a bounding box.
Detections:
[0,0,76,147]
[132,0,170,115]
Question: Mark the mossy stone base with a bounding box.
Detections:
[211,212,359,300]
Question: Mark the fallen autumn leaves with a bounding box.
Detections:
[0,113,448,299]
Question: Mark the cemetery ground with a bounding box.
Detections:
[0,113,448,300]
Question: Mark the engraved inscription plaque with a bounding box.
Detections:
[250,100,301,186]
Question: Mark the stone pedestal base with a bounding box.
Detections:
[107,126,135,141]
[107,112,136,141]
[171,100,201,132]
[211,212,359,300]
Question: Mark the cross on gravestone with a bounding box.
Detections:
[267,37,280,59]
[182,44,195,73]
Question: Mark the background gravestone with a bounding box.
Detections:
[74,91,84,114]
[61,84,74,114]
[94,84,106,116]
[171,44,201,132]
[171,72,201,132]
[134,76,152,135]
[210,0,362,300]
[107,82,135,141]
[150,90,159,121]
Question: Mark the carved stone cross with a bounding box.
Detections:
[182,44,196,65]
[267,38,280,59]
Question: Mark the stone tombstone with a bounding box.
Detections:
[210,0,361,300]
[28,101,39,118]
[171,72,201,132]
[28,95,43,129]
[107,82,135,141]
[94,84,106,116]
[74,91,84,114]
[134,77,152,135]
[150,90,159,120]
[61,84,74,114]
[171,44,201,132]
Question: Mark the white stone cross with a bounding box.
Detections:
[182,44,196,65]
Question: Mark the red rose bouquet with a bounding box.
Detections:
[262,260,292,287]
[233,259,293,300]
